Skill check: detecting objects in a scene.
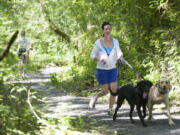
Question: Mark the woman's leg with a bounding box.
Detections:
[109,81,118,110]
[89,84,109,108]
[95,84,109,102]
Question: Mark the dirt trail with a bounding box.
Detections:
[20,67,180,135]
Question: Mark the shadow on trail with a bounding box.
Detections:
[45,91,180,135]
[13,67,180,135]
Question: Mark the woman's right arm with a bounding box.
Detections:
[90,40,99,61]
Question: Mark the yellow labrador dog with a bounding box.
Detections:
[148,77,175,125]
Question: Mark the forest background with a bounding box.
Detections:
[0,0,179,134]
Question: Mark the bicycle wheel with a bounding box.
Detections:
[19,55,25,79]
[21,55,25,79]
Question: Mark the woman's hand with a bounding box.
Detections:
[94,57,106,64]
[118,55,123,60]
[99,57,105,62]
[99,58,106,65]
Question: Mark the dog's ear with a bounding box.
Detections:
[136,82,141,88]
[150,82,153,87]
[136,82,143,91]
[157,80,161,88]
[147,81,153,87]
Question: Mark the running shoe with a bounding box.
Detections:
[107,109,114,116]
[89,94,97,109]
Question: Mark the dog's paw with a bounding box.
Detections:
[169,121,175,126]
[148,117,155,121]
[113,116,116,121]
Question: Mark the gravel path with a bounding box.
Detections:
[21,67,180,135]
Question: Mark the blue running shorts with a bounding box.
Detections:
[96,68,118,85]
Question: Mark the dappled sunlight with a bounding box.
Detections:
[1,0,180,134]
[8,67,180,135]
[170,129,180,134]
[11,78,50,84]
[39,67,63,74]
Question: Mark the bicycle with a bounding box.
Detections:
[18,48,27,79]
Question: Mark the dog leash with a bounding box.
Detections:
[120,57,144,80]
[109,58,143,93]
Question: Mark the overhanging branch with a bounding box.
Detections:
[0,30,18,61]
[27,87,64,134]
[39,0,70,42]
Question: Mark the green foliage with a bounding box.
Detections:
[169,90,180,106]
[61,116,111,134]
[0,83,41,135]
[46,0,180,100]
[50,65,97,96]
[0,0,180,134]
[0,53,44,134]
[61,116,95,131]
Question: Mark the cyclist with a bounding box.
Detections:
[16,31,32,71]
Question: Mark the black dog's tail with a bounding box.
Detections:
[109,87,119,96]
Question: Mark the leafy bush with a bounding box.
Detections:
[0,83,41,135]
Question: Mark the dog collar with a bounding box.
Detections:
[159,90,168,94]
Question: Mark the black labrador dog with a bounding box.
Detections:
[109,80,153,127]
